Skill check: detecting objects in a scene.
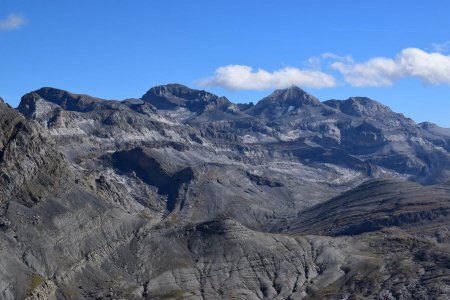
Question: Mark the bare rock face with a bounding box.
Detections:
[19,87,117,114]
[135,218,355,299]
[324,97,393,118]
[246,86,326,119]
[0,84,450,298]
[141,84,243,123]
[270,179,450,236]
[0,100,73,205]
[142,84,227,111]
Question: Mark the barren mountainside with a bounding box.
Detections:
[0,85,450,299]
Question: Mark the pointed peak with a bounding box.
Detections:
[271,85,308,96]
[261,85,320,106]
[285,85,305,92]
[245,86,325,118]
[277,85,304,91]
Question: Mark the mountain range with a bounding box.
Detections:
[1,84,450,299]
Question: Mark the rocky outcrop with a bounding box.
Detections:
[110,147,195,212]
[0,100,73,205]
[142,84,227,111]
[271,179,450,236]
[19,87,118,114]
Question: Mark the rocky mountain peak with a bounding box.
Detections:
[262,85,321,107]
[419,121,438,130]
[246,85,325,119]
[141,84,230,112]
[324,96,392,117]
[144,83,213,99]
[419,121,450,139]
[347,97,392,114]
[18,87,109,115]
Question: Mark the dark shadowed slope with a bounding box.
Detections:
[271,179,450,236]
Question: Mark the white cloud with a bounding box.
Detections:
[0,14,26,31]
[331,48,450,87]
[200,65,337,90]
[331,57,402,87]
[201,48,450,90]
[305,56,322,70]
[321,52,354,63]
[432,41,450,53]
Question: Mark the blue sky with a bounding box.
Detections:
[1,0,450,126]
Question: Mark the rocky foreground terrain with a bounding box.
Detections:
[1,84,450,299]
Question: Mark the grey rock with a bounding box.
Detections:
[270,178,450,236]
[0,84,449,298]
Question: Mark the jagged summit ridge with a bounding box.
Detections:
[13,83,450,184]
[18,87,118,117]
[142,83,218,101]
[324,96,393,118]
[141,83,231,112]
[15,84,400,118]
